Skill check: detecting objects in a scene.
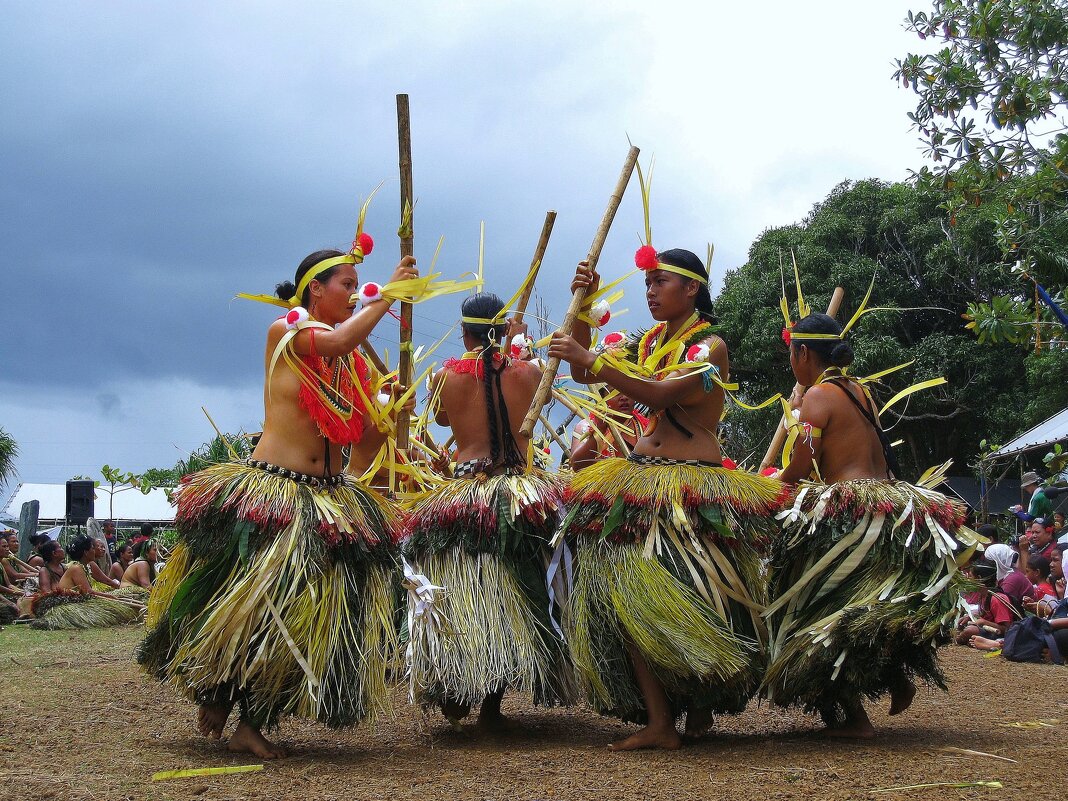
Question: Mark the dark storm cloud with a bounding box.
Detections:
[0,4,652,396]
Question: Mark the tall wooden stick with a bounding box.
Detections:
[520,146,640,438]
[759,286,845,471]
[396,94,415,451]
[360,342,388,376]
[514,211,557,323]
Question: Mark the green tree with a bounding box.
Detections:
[895,0,1068,341]
[172,433,252,478]
[0,427,17,489]
[713,179,1066,477]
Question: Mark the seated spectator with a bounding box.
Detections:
[2,537,35,586]
[985,542,1032,607]
[1026,556,1056,599]
[85,538,119,590]
[956,560,1019,645]
[975,523,1000,545]
[109,541,134,583]
[1028,518,1058,560]
[36,541,66,593]
[5,532,18,554]
[0,538,21,621]
[30,535,145,630]
[120,539,158,589]
[26,534,52,568]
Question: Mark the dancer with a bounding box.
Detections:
[763,312,969,738]
[569,390,646,471]
[139,236,417,759]
[549,251,784,750]
[404,293,574,729]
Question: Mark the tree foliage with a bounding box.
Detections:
[714,179,1068,477]
[0,427,18,489]
[895,0,1068,342]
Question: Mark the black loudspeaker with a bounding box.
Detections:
[66,480,95,525]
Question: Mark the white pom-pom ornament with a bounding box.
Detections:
[574,419,592,436]
[590,299,612,327]
[601,331,625,349]
[285,306,309,330]
[357,282,383,307]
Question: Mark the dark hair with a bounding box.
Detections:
[790,313,855,368]
[977,523,999,543]
[68,535,95,562]
[133,539,159,582]
[38,541,62,563]
[657,249,716,323]
[460,293,524,469]
[1029,555,1051,580]
[30,533,50,548]
[1034,516,1056,531]
[140,523,153,538]
[276,249,346,308]
[972,559,998,589]
[114,541,133,560]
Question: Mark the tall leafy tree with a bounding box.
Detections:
[895,0,1068,342]
[714,179,1067,477]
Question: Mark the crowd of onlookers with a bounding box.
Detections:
[0,523,161,624]
[956,514,1068,662]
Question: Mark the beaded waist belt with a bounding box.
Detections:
[245,458,345,488]
[453,458,496,479]
[627,453,723,468]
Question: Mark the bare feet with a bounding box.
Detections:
[822,702,875,739]
[683,706,714,740]
[888,679,916,716]
[441,697,471,729]
[968,635,1002,652]
[197,703,232,739]
[609,725,682,751]
[227,722,287,759]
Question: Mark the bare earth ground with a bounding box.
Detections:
[0,625,1065,801]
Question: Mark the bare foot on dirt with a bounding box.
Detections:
[968,635,1002,652]
[228,722,287,759]
[441,698,471,731]
[683,706,714,740]
[888,680,916,716]
[609,725,682,751]
[197,703,230,739]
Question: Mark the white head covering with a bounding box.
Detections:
[985,544,1017,580]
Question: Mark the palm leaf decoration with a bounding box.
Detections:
[0,427,18,490]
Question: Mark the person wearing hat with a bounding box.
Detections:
[1014,471,1052,520]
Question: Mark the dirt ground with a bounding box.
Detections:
[0,625,1064,801]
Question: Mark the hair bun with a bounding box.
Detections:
[829,341,855,367]
[275,280,297,301]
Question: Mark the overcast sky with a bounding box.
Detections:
[0,1,930,492]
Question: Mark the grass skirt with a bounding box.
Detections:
[403,469,576,710]
[763,479,969,726]
[137,461,400,731]
[29,587,146,630]
[560,458,785,722]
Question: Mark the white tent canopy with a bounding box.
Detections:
[0,483,174,523]
[993,406,1068,459]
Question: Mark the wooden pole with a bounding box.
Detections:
[520,146,640,438]
[396,93,415,451]
[513,211,557,323]
[361,342,388,377]
[759,286,845,471]
[539,414,572,459]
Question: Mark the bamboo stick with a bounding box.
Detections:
[396,93,415,451]
[539,414,572,458]
[513,211,557,323]
[361,341,388,376]
[759,286,845,471]
[520,146,640,438]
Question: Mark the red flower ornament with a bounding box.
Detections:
[635,245,658,270]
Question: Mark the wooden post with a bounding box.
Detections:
[514,211,557,323]
[520,146,640,438]
[17,500,39,562]
[396,93,415,451]
[539,414,572,459]
[360,341,389,377]
[759,286,845,471]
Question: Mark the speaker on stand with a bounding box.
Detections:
[66,480,95,527]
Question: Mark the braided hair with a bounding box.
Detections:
[461,293,524,469]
